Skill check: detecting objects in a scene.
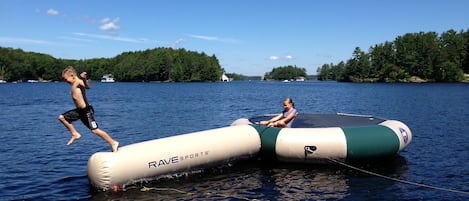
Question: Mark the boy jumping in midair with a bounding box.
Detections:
[58,66,118,152]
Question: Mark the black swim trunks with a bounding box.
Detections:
[62,105,99,130]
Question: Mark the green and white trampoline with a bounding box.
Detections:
[244,113,412,163]
[89,113,412,191]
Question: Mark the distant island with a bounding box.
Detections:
[316,29,469,82]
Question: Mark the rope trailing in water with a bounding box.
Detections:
[140,186,190,194]
[140,186,252,200]
[328,158,469,195]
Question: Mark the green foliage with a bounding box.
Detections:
[434,61,464,82]
[317,29,469,82]
[0,47,223,82]
[264,65,307,80]
[0,47,62,81]
[224,72,245,80]
[317,62,345,81]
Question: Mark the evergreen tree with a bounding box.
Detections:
[317,29,469,82]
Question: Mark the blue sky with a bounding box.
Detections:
[1,0,468,76]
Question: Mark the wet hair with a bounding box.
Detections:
[284,97,295,108]
[62,66,77,78]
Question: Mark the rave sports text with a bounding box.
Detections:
[148,150,210,168]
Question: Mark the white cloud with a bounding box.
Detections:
[59,36,94,42]
[189,34,218,41]
[172,38,186,48]
[0,36,50,44]
[269,55,294,61]
[269,56,280,60]
[100,22,120,31]
[99,17,120,31]
[72,32,148,43]
[101,17,111,24]
[47,8,59,16]
[188,34,239,43]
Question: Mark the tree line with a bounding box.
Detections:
[264,65,307,80]
[0,47,223,82]
[317,29,469,82]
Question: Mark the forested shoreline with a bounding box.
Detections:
[317,29,469,82]
[0,47,223,82]
[2,29,469,83]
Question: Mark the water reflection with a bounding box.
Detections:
[91,156,409,200]
[267,166,349,200]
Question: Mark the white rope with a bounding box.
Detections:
[140,186,190,194]
[336,113,373,118]
[328,158,469,195]
[140,186,253,200]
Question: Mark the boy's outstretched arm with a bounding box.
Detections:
[80,72,91,89]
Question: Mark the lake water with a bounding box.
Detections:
[0,81,468,200]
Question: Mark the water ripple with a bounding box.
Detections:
[1,82,468,200]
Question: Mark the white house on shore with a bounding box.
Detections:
[221,73,232,82]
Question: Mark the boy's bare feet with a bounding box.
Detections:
[67,133,81,145]
[112,141,119,152]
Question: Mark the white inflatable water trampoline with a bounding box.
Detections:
[88,113,412,191]
[247,113,412,163]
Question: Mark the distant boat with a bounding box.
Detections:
[295,76,305,82]
[101,74,116,83]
